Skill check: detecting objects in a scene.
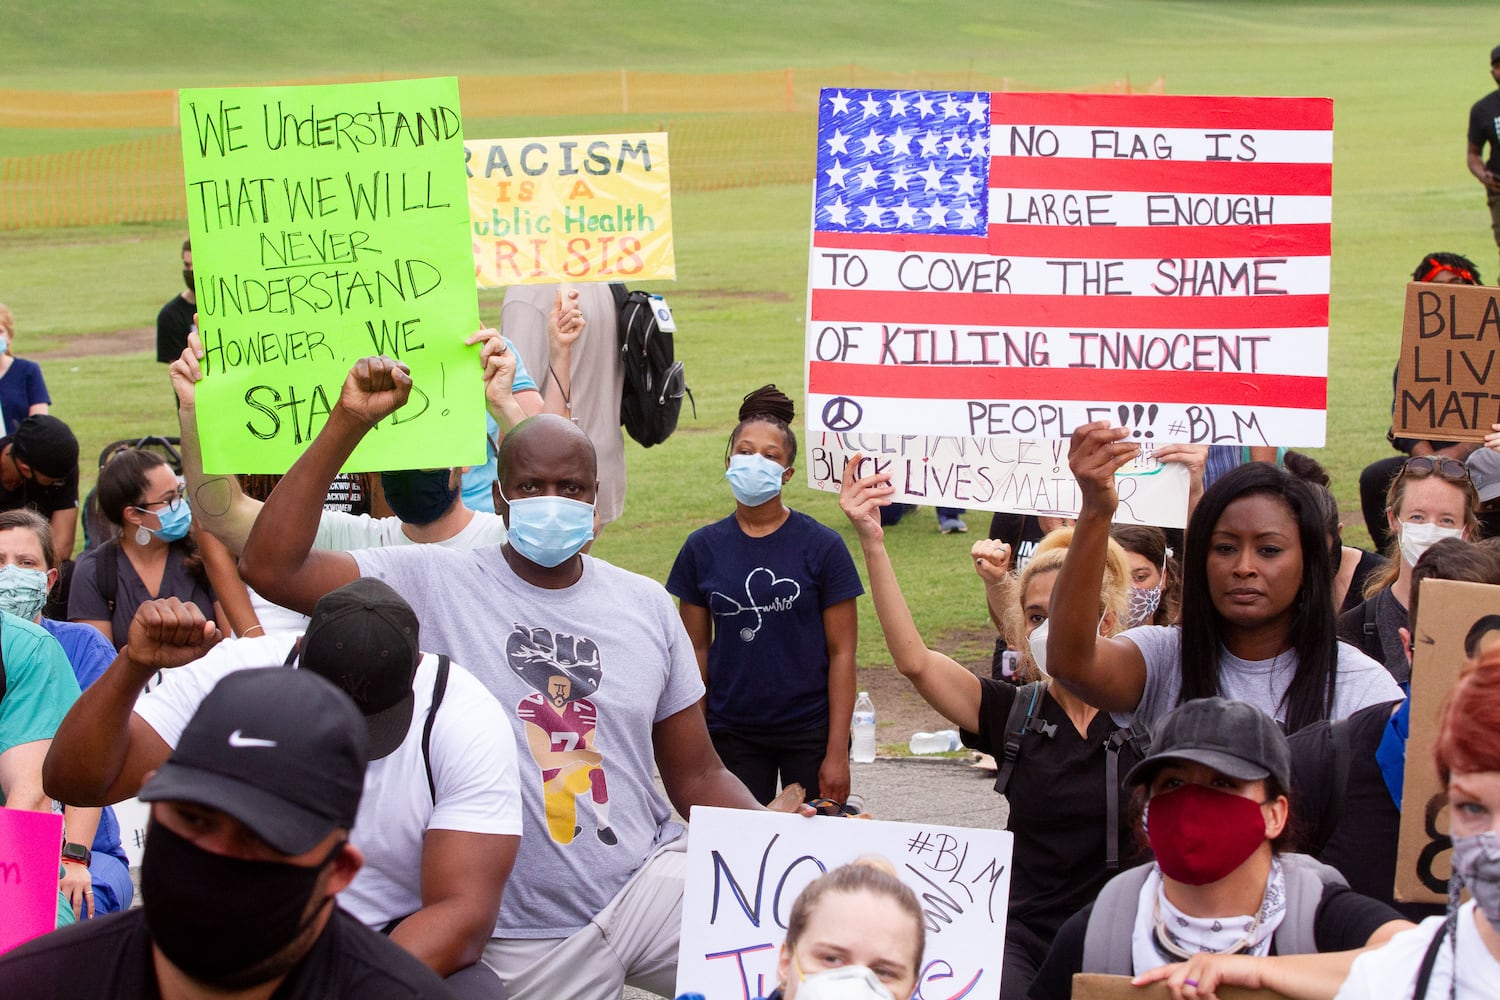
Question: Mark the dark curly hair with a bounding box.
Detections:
[1411,251,1481,285]
[727,384,797,464]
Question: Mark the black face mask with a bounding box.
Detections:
[380,469,458,525]
[141,818,338,987]
[183,268,195,292]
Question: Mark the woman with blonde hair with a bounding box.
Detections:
[839,458,1144,999]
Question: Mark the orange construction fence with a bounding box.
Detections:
[0,67,1163,230]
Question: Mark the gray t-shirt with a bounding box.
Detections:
[353,544,703,938]
[1113,625,1405,732]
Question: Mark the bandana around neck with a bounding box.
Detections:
[1129,857,1287,974]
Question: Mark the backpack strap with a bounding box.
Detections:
[1411,920,1450,999]
[1081,863,1154,975]
[1309,718,1353,856]
[1103,726,1147,871]
[993,681,1054,795]
[97,538,120,617]
[1268,853,1350,958]
[1359,598,1382,661]
[422,655,450,804]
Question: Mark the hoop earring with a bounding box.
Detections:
[134,525,153,546]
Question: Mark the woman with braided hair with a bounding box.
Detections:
[667,385,862,805]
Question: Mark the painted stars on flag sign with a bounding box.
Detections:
[815,87,990,236]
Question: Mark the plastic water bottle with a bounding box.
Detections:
[909,729,961,754]
[851,691,877,762]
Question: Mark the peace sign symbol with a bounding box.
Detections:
[821,396,863,432]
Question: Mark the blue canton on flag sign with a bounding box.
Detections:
[814,88,991,237]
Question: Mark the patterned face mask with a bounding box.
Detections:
[1126,584,1163,628]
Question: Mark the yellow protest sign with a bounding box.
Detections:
[466,133,674,286]
[180,77,484,474]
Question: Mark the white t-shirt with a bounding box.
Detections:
[132,634,522,927]
[354,544,705,938]
[314,508,508,552]
[1113,625,1405,731]
[1337,902,1500,999]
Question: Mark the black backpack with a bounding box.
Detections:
[995,681,1147,871]
[610,285,693,447]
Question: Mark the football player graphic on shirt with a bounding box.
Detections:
[506,624,616,846]
[708,567,802,642]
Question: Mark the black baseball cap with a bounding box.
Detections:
[139,668,367,855]
[1491,44,1500,66]
[11,415,78,479]
[1125,697,1292,792]
[298,577,421,760]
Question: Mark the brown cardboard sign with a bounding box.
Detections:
[1071,974,1293,1000]
[1394,579,1500,903]
[1395,281,1500,442]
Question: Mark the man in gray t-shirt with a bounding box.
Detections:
[240,356,766,999]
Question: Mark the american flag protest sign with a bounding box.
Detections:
[804,90,1333,446]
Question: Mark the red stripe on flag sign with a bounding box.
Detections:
[988,93,1334,132]
[807,361,1328,410]
[986,223,1330,258]
[814,225,1331,259]
[808,288,1329,330]
[988,157,1330,196]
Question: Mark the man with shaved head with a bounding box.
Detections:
[241,356,766,1000]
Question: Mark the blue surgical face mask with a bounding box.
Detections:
[0,336,10,355]
[0,564,49,621]
[725,453,786,507]
[501,492,595,568]
[151,499,193,542]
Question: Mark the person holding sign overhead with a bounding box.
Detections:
[667,385,861,807]
[1045,422,1402,736]
[840,458,1147,1000]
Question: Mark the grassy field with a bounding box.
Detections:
[3,1,1497,668]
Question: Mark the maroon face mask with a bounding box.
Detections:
[1145,783,1268,885]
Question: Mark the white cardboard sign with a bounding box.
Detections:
[677,807,1013,1000]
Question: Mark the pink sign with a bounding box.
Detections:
[0,807,64,954]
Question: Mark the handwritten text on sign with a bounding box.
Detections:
[1393,580,1500,903]
[1395,282,1500,442]
[804,91,1332,446]
[180,77,483,474]
[0,807,65,954]
[466,133,674,286]
[808,435,1189,528]
[677,808,1012,1000]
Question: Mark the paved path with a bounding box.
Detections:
[625,756,1007,999]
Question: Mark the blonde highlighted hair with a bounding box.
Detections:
[1003,526,1131,684]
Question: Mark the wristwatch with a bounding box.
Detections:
[61,841,92,867]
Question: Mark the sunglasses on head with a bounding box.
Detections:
[1400,456,1471,483]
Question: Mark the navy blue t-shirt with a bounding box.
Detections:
[667,509,863,732]
[0,358,49,437]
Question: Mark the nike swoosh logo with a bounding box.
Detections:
[228,730,278,749]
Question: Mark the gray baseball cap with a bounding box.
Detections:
[1126,697,1292,792]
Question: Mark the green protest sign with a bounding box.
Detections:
[180,77,483,473]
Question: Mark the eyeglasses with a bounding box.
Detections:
[136,489,186,514]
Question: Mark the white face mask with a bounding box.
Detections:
[1028,619,1051,677]
[795,964,896,1000]
[1398,521,1463,568]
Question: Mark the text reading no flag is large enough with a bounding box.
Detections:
[805,91,1332,446]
